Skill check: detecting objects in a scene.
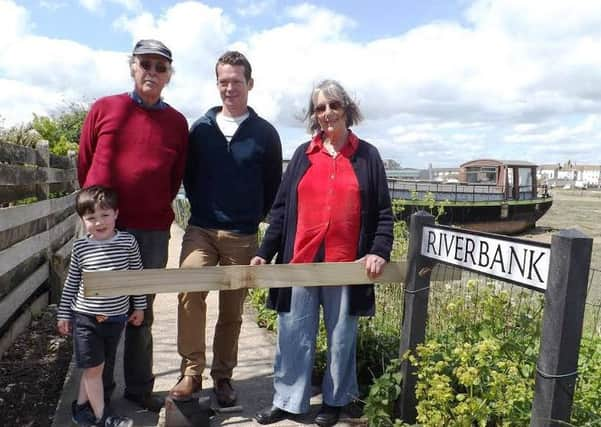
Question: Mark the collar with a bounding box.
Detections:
[306,130,359,157]
[129,91,168,110]
[206,106,257,121]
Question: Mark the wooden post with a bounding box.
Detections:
[396,211,434,423]
[530,229,592,427]
[35,140,50,202]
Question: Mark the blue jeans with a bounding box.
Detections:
[273,286,359,414]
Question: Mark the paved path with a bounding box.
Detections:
[53,223,360,426]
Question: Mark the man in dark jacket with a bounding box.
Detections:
[169,51,282,406]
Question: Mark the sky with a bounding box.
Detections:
[1,0,601,167]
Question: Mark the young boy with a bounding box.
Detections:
[57,186,146,427]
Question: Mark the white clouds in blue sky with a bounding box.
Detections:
[1,0,601,167]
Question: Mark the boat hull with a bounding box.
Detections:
[396,198,553,235]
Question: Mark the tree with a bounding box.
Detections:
[32,102,88,155]
[0,103,89,155]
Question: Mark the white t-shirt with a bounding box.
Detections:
[216,111,250,142]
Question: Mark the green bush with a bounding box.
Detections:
[248,288,277,331]
[365,280,601,426]
[572,335,601,425]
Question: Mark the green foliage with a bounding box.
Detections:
[0,102,87,155]
[31,102,87,155]
[572,336,601,425]
[409,283,541,426]
[172,198,191,230]
[362,358,404,427]
[391,201,409,261]
[248,288,277,331]
[394,191,448,225]
[0,123,41,147]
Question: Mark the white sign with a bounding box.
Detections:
[421,226,551,291]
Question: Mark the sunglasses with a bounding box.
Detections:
[314,100,344,114]
[138,60,169,74]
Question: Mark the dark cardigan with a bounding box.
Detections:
[256,137,394,316]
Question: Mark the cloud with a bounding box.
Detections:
[39,1,67,10]
[235,0,275,17]
[79,0,101,12]
[79,0,142,13]
[2,0,601,167]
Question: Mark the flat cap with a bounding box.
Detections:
[132,39,172,62]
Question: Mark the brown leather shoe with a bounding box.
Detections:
[214,378,237,407]
[169,375,202,401]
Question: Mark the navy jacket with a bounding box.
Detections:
[257,137,394,316]
[185,107,282,234]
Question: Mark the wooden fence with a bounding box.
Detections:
[0,140,78,357]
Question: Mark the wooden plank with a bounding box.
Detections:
[47,167,76,184]
[0,230,48,277]
[0,263,49,330]
[0,141,37,165]
[0,193,75,250]
[49,213,77,248]
[49,153,74,169]
[0,292,48,360]
[0,253,46,300]
[50,236,75,303]
[0,184,37,204]
[0,199,50,232]
[0,163,39,185]
[85,261,408,297]
[0,193,75,232]
[0,216,47,252]
[50,181,79,195]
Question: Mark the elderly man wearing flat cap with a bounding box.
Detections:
[78,39,188,412]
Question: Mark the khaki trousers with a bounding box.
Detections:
[177,225,257,380]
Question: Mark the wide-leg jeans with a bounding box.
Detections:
[273,285,359,414]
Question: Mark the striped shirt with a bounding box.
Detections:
[57,231,147,320]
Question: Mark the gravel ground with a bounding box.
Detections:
[0,304,72,427]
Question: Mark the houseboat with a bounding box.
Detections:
[389,159,553,235]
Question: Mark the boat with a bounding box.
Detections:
[388,159,553,235]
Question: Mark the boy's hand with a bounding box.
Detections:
[128,309,144,326]
[57,319,71,336]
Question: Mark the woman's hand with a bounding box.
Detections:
[250,256,267,265]
[358,254,387,280]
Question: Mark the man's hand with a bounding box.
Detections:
[128,309,144,326]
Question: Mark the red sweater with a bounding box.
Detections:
[78,93,188,230]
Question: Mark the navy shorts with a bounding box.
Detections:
[73,313,126,369]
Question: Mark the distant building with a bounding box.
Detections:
[382,158,401,169]
[537,161,601,188]
[386,168,422,179]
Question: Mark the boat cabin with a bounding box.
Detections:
[459,159,537,201]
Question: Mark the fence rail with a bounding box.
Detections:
[0,140,78,358]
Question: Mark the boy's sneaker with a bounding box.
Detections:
[96,414,134,427]
[71,400,96,426]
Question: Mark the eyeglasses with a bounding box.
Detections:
[138,59,169,74]
[314,100,343,114]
